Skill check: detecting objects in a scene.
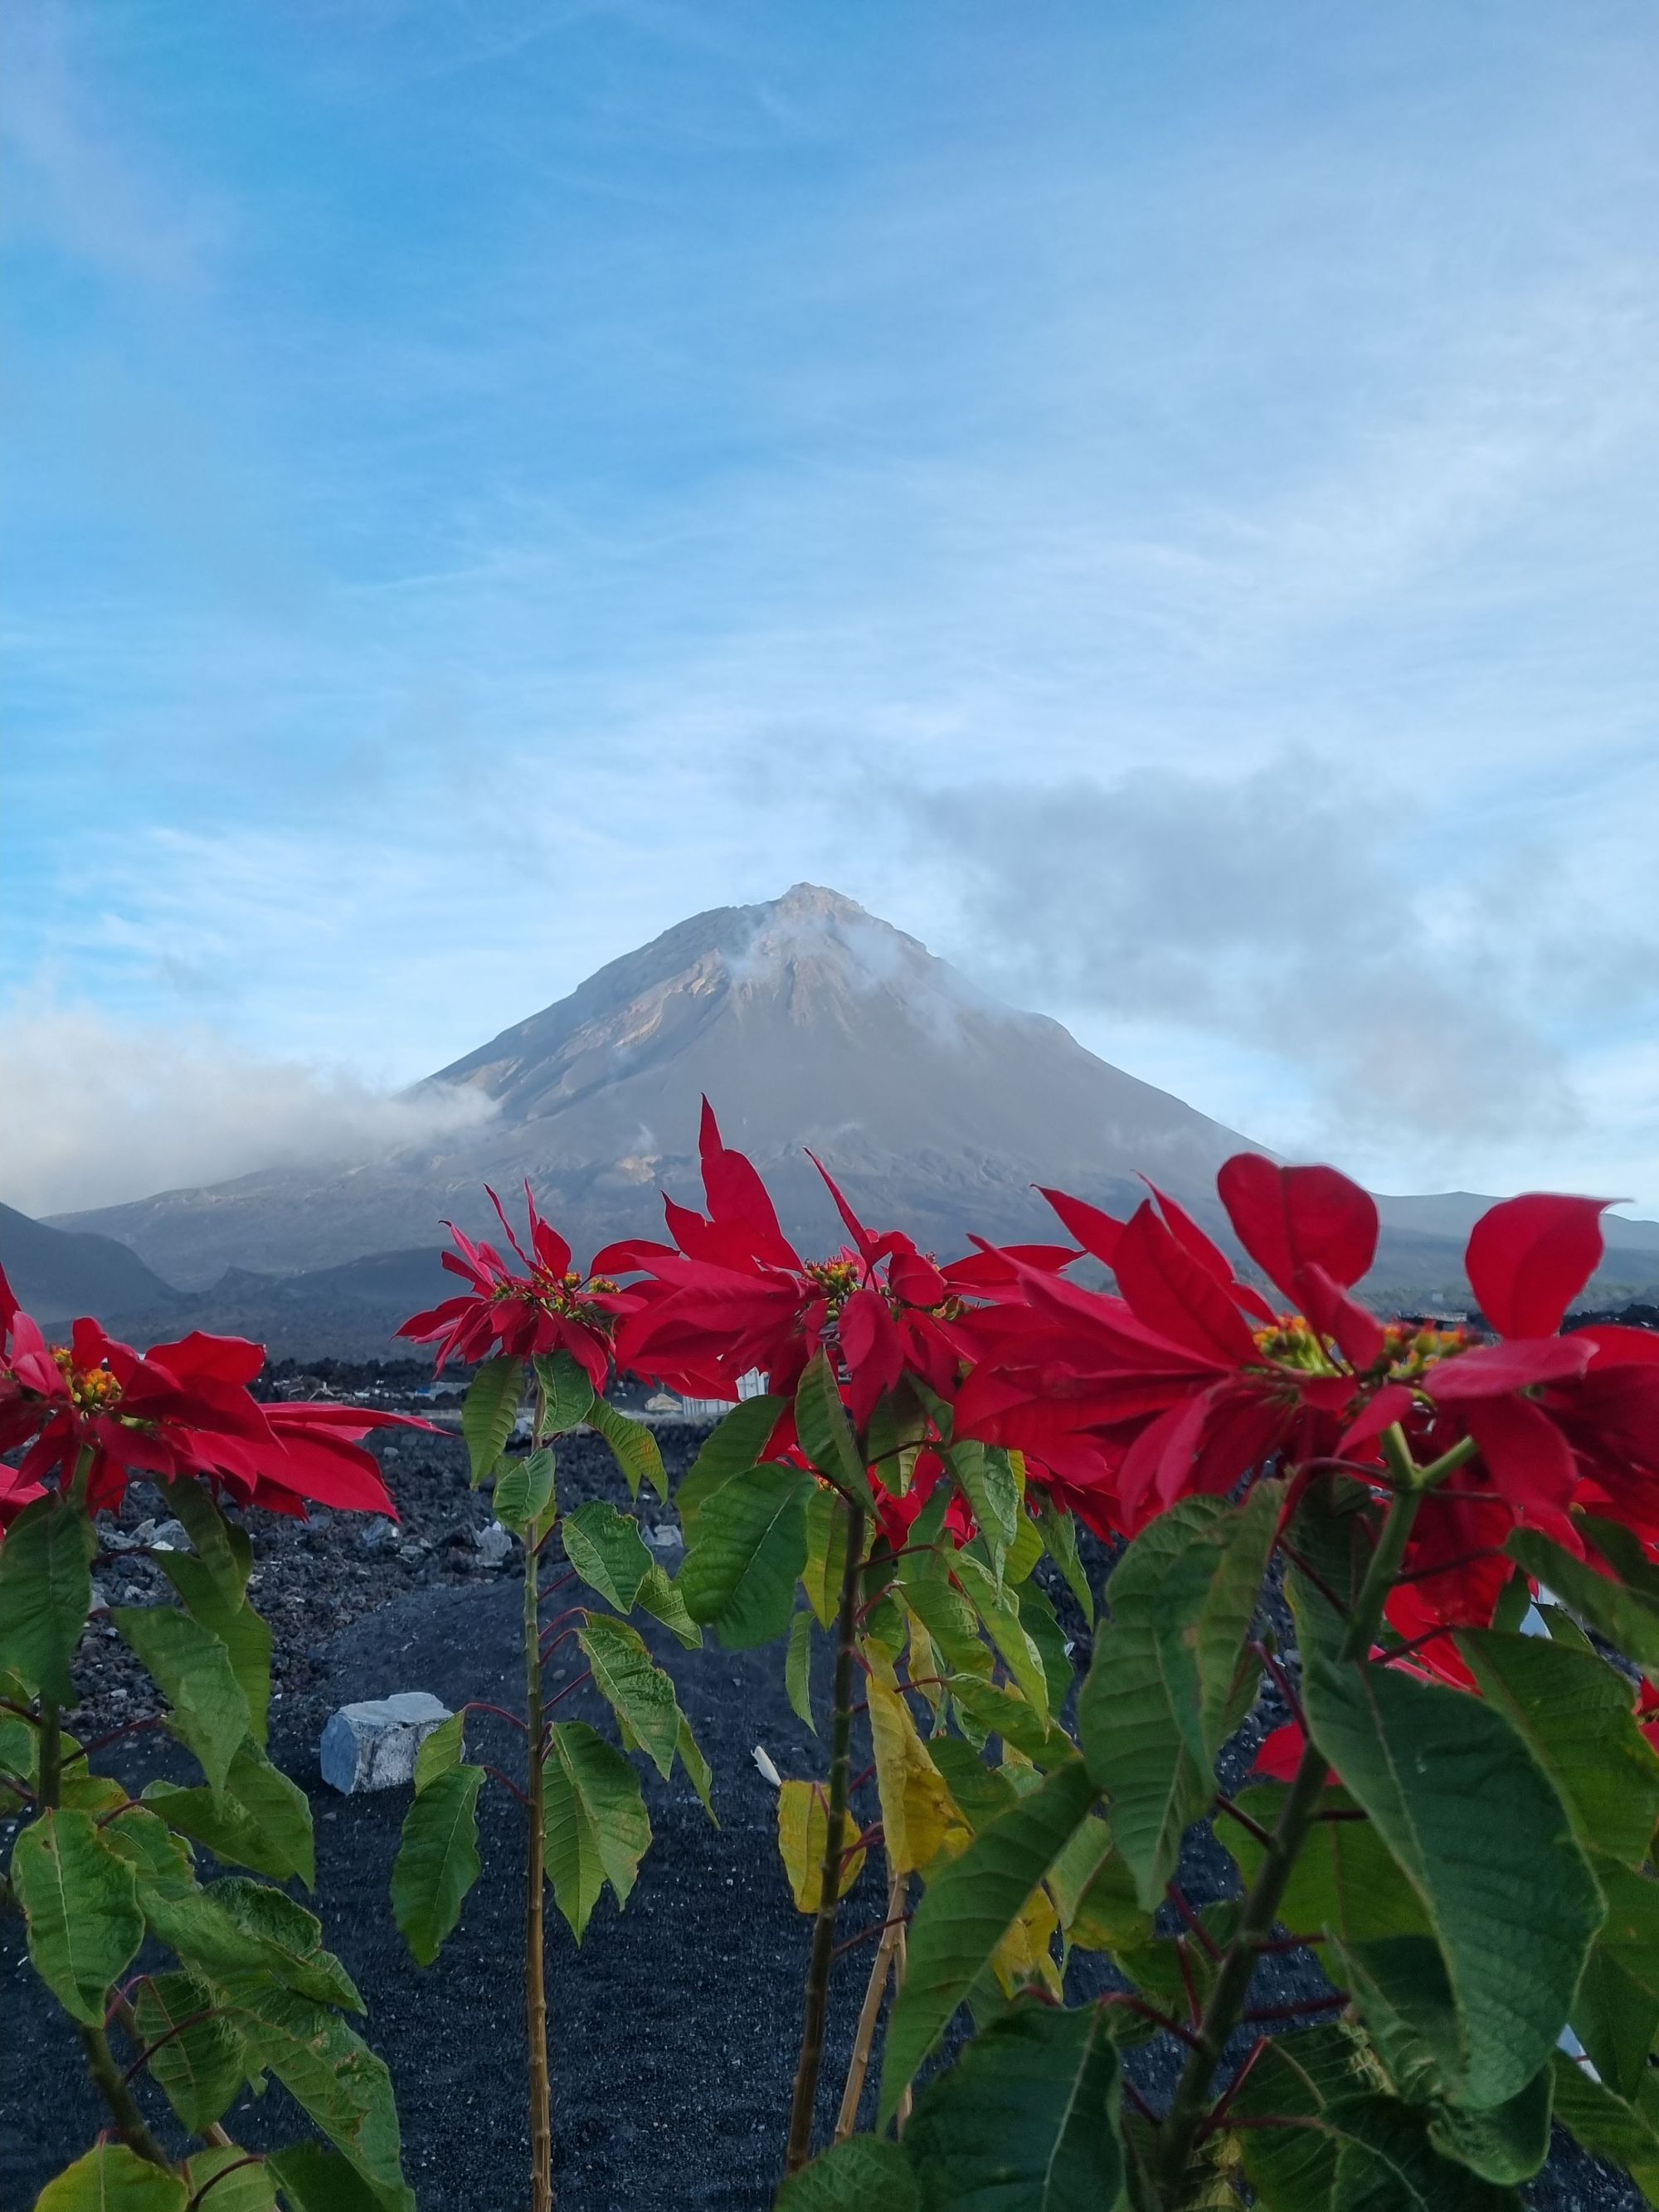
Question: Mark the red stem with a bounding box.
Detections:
[1166,1882,1222,1962]
[1242,1991,1350,2025]
[463,1700,528,1733]
[1199,2035,1269,2140]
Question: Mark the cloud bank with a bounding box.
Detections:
[883,755,1657,1166]
[0,999,495,1218]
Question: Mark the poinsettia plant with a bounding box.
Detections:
[389,1188,714,2212]
[0,1270,419,2208]
[752,1158,1659,2210]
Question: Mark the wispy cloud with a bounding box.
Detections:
[0,994,494,1218]
[0,6,224,287]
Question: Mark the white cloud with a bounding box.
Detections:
[0,996,495,1217]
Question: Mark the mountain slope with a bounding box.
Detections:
[49,883,1659,1316]
[54,884,1258,1286]
[0,1203,181,1323]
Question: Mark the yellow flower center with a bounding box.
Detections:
[50,1344,124,1412]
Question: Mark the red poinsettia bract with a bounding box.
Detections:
[0,1267,413,1525]
[397,1184,629,1386]
[953,1156,1659,1636]
[602,1100,1065,1431]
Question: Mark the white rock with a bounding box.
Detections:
[149,1519,191,1553]
[319,1692,452,1794]
[644,1524,683,1553]
[474,1520,513,1568]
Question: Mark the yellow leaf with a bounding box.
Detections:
[776,1779,865,1913]
[990,1881,1063,1998]
[868,1678,963,1874]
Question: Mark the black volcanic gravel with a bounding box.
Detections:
[0,1425,1640,2210]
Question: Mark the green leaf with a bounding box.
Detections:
[679,1462,812,1647]
[1570,1852,1659,2098]
[13,1807,144,2025]
[0,1494,95,1704]
[461,1355,524,1485]
[392,1762,484,1965]
[1550,2051,1659,2205]
[586,1395,667,1501]
[1008,1512,1045,1590]
[951,1551,1051,1723]
[223,1985,411,2209]
[949,1678,1058,1762]
[795,1349,876,1507]
[786,1608,816,1731]
[881,1757,1097,2119]
[775,2139,920,2212]
[492,1447,555,1532]
[34,2146,188,2210]
[156,1552,273,1747]
[577,1614,679,1778]
[1300,1635,1605,2108]
[1457,1627,1659,1869]
[413,1711,465,1791]
[178,2148,279,2212]
[542,1719,651,1940]
[1428,2066,1553,2187]
[143,1735,314,1885]
[115,1605,251,1799]
[635,1561,701,1649]
[133,1970,246,2133]
[561,1499,652,1612]
[1506,1525,1659,1678]
[928,1736,1019,1833]
[948,1440,1021,1585]
[674,1393,786,1539]
[900,1569,994,1682]
[102,1805,198,1899]
[159,1479,251,1602]
[1233,2032,1520,2210]
[1037,1495,1094,1626]
[150,1879,364,2013]
[1077,1502,1227,1908]
[265,2144,395,2212]
[1227,1780,1432,1951]
[802,1483,850,1629]
[531,1349,596,1433]
[904,1996,1123,2212]
[675,1711,718,1825]
[1016,1574,1077,1721]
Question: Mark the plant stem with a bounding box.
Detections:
[77,2020,175,2168]
[786,1500,867,2176]
[1152,1446,1426,2202]
[834,1864,908,2142]
[523,1385,554,2212]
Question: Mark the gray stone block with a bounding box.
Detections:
[474,1520,513,1568]
[319,1691,452,1794]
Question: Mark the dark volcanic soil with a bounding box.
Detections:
[0,1427,1639,2210]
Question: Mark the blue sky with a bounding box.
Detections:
[3,1,1657,1215]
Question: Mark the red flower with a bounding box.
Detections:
[955,1159,1659,1608]
[953,1163,1376,1530]
[0,1267,415,1524]
[605,1101,1015,1430]
[397,1184,625,1385]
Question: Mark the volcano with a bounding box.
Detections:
[47,885,1659,1335]
[53,885,1256,1290]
